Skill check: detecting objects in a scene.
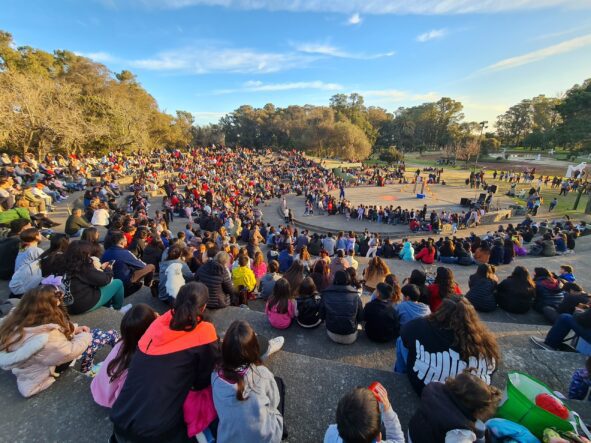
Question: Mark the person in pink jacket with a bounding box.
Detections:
[0,285,119,397]
[265,278,297,329]
[91,303,157,407]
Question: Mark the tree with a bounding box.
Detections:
[496,100,533,146]
[0,30,195,156]
[330,121,371,161]
[556,79,591,153]
[379,146,403,164]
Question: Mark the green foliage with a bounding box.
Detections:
[0,30,194,157]
[379,146,403,163]
[556,79,591,152]
[496,94,563,149]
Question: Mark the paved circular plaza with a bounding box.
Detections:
[280,183,515,236]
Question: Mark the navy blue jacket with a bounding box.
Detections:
[102,246,147,284]
[319,285,363,335]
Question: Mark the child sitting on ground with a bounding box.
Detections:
[14,227,43,272]
[91,304,158,407]
[408,370,502,442]
[232,255,257,294]
[324,383,404,443]
[363,283,400,343]
[397,284,431,327]
[265,278,297,329]
[212,320,285,442]
[0,285,119,397]
[557,265,576,283]
[296,277,322,328]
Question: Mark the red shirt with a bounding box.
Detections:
[427,283,462,311]
[415,246,435,264]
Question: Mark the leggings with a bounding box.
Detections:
[89,279,125,311]
[80,328,120,373]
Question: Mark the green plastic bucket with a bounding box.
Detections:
[496,371,574,438]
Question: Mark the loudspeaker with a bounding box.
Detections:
[489,184,497,194]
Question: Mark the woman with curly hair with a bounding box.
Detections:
[409,370,502,442]
[0,285,118,397]
[362,256,391,293]
[399,296,500,395]
[63,240,126,315]
[427,266,462,311]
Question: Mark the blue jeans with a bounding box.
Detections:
[545,314,591,349]
[440,256,458,264]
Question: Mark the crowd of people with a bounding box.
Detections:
[0,146,590,442]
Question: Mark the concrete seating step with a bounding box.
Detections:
[0,369,111,443]
[1,346,589,443]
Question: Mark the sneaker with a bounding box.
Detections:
[262,336,284,359]
[530,336,556,351]
[119,304,133,314]
[239,304,250,310]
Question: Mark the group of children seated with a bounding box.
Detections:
[0,280,521,443]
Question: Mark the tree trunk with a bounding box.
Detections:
[585,194,591,214]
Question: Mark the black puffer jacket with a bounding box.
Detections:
[466,276,497,312]
[195,260,234,309]
[409,382,484,443]
[296,294,322,327]
[319,284,363,335]
[495,277,535,314]
[66,263,113,315]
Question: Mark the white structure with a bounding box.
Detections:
[566,162,587,178]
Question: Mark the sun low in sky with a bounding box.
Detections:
[4,0,591,125]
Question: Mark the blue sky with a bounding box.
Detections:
[3,0,591,126]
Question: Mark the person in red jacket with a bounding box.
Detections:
[427,267,462,311]
[415,240,436,264]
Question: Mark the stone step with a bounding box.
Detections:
[0,370,112,443]
[73,299,552,377]
[1,345,589,443]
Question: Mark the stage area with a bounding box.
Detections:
[330,183,513,213]
[278,183,515,236]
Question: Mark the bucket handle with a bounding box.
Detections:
[571,411,591,439]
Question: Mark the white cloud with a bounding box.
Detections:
[215,80,343,94]
[130,47,314,74]
[480,33,591,73]
[416,28,448,42]
[75,51,116,63]
[347,13,362,25]
[191,111,227,125]
[360,89,440,106]
[129,0,590,14]
[292,41,395,59]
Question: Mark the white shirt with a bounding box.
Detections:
[91,208,110,226]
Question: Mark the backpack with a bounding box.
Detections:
[61,273,74,306]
